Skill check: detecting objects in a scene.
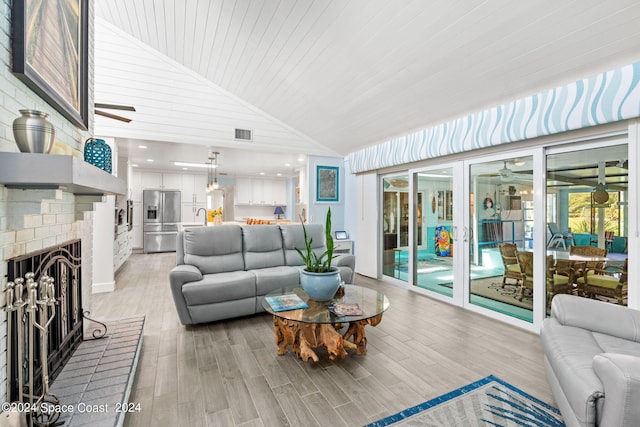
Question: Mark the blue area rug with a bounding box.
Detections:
[366,375,563,427]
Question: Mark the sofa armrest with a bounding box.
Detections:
[334,254,355,282]
[550,294,640,342]
[169,265,203,325]
[593,353,640,427]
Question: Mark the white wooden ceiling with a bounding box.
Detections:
[94,0,640,174]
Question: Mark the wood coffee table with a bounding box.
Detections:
[261,285,390,362]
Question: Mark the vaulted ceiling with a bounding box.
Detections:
[94,1,640,175]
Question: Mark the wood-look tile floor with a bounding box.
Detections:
[90,253,555,427]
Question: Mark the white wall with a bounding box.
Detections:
[354,172,379,278]
[307,155,346,232]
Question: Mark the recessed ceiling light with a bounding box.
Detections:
[146,159,154,162]
[259,172,265,175]
[276,173,282,177]
[139,145,147,149]
[182,167,188,170]
[284,163,291,167]
[297,157,304,162]
[132,164,139,167]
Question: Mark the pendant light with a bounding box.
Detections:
[206,151,220,192]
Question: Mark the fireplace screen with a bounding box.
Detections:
[6,240,83,403]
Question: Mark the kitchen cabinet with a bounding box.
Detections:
[114,224,132,272]
[141,172,162,190]
[235,178,254,204]
[162,173,182,190]
[235,178,287,205]
[181,174,208,222]
[181,202,207,223]
[181,174,207,204]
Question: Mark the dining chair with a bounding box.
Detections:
[515,251,533,301]
[579,258,628,305]
[498,243,523,288]
[545,255,573,312]
[590,230,614,251]
[547,223,575,249]
[568,245,607,295]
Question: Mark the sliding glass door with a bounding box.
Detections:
[467,154,535,322]
[382,174,409,281]
[413,167,456,297]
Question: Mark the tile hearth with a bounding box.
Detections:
[48,317,144,427]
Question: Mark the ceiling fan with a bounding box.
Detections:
[498,161,513,182]
[94,103,136,123]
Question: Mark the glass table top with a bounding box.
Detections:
[261,285,390,324]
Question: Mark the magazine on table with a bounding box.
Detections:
[265,294,309,312]
[329,302,362,316]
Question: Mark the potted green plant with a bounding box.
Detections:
[296,207,341,301]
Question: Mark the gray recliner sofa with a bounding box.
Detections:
[169,223,356,325]
[540,294,640,427]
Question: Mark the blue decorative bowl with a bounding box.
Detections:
[300,268,341,301]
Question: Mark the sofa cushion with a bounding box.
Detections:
[251,266,300,295]
[592,332,640,356]
[280,223,327,266]
[242,225,285,269]
[183,226,245,274]
[182,271,256,305]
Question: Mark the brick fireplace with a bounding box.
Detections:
[0,187,98,405]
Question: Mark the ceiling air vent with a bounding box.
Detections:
[235,128,252,141]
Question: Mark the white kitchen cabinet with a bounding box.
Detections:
[140,172,162,189]
[271,180,287,205]
[162,173,182,190]
[236,178,253,204]
[235,178,287,205]
[193,175,208,203]
[252,179,267,204]
[181,202,207,223]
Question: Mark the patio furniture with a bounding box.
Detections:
[498,243,523,288]
[590,230,614,251]
[579,258,628,305]
[569,245,607,296]
[547,223,575,249]
[545,255,573,312]
[515,251,534,301]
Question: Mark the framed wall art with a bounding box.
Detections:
[315,165,339,203]
[12,0,89,129]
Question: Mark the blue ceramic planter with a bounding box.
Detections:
[300,268,341,301]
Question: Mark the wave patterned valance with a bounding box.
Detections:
[348,62,640,173]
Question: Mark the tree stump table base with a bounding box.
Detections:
[272,314,383,361]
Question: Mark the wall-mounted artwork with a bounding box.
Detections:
[12,0,89,129]
[316,165,339,203]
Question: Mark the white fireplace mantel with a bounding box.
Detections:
[0,152,126,195]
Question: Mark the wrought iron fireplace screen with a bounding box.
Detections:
[6,240,83,403]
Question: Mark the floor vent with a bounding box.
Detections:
[235,128,252,141]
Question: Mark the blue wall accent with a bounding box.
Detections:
[349,62,640,173]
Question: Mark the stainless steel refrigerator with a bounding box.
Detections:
[143,189,181,253]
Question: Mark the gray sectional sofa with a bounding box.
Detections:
[540,294,640,427]
[169,223,356,325]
